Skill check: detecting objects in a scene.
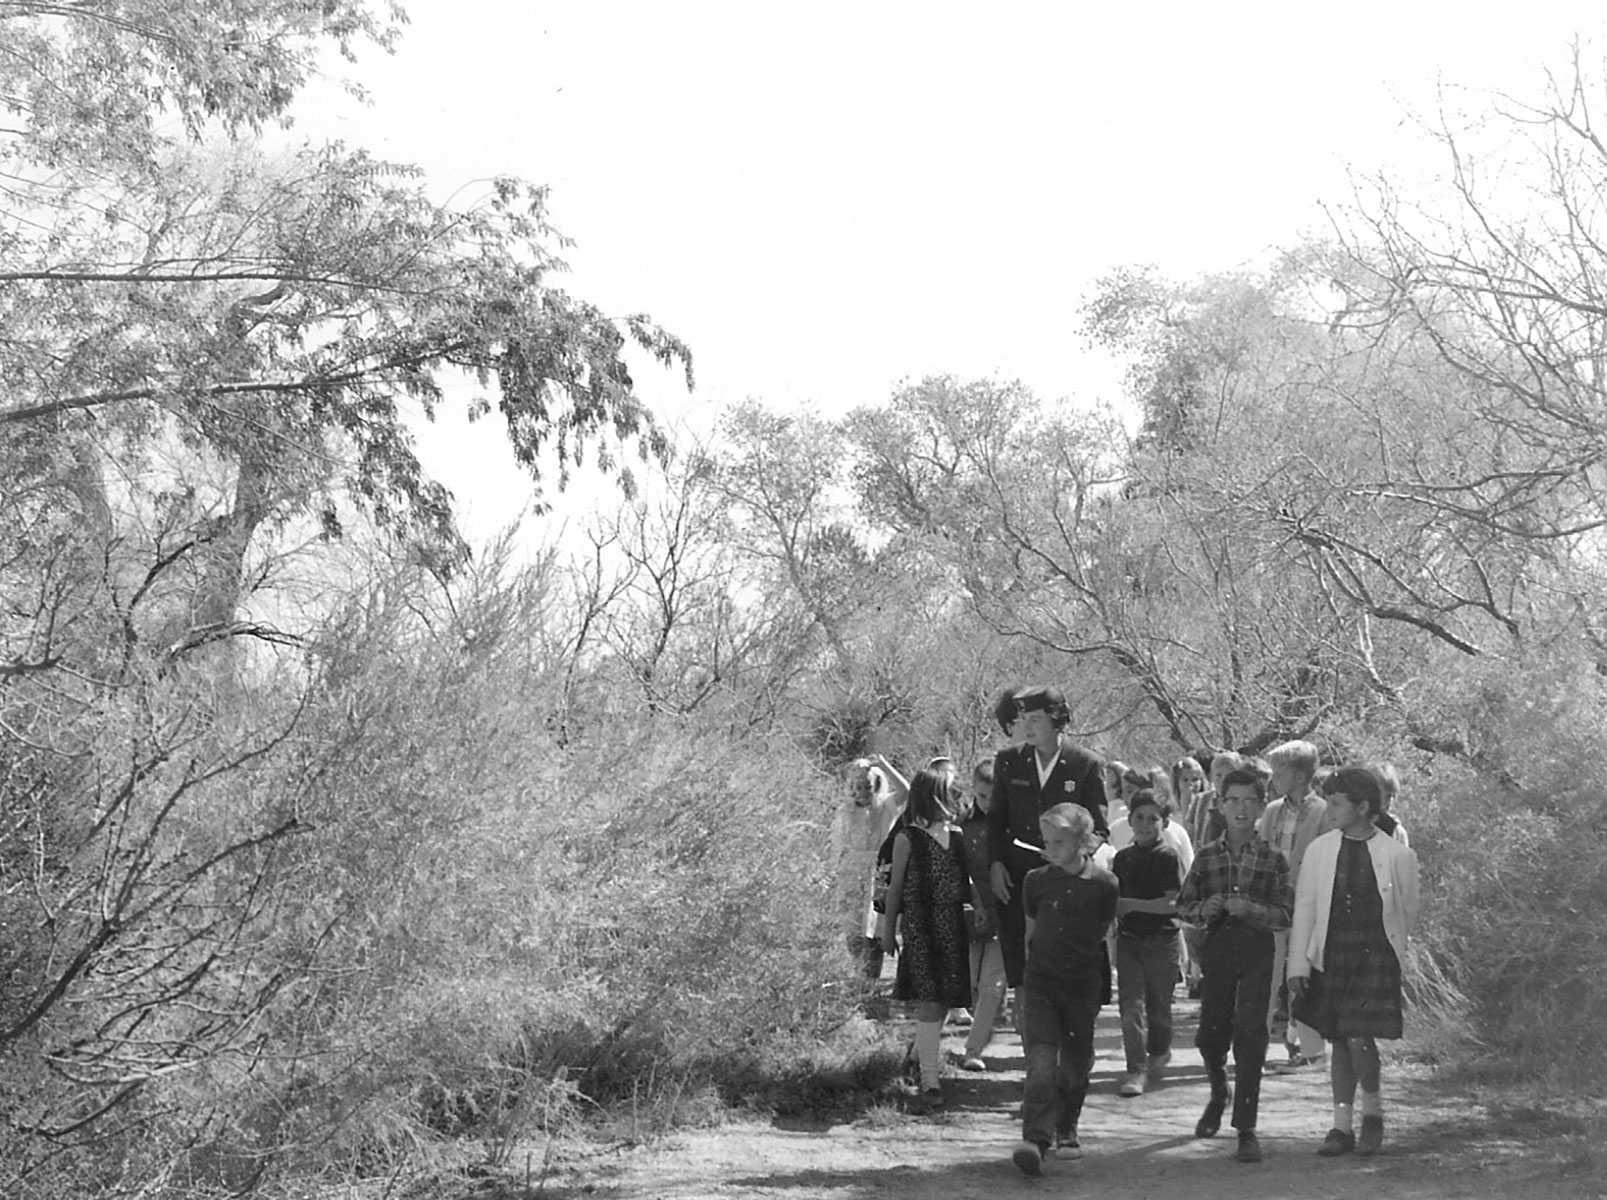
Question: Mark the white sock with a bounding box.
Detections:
[1359,1089,1382,1117]
[915,1020,942,1090]
[1333,1102,1354,1133]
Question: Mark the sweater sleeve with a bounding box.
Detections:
[1399,844,1421,935]
[1175,856,1207,926]
[1287,841,1322,978]
[986,747,1010,869]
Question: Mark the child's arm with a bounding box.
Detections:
[867,753,910,807]
[1174,857,1222,926]
[1116,849,1182,916]
[879,830,912,955]
[1224,847,1293,931]
[1399,844,1421,934]
[1286,843,1323,998]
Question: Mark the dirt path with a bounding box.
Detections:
[537,998,1603,1200]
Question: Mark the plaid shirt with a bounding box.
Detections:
[1176,834,1293,933]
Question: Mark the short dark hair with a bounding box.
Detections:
[1219,769,1267,802]
[1014,685,1070,728]
[993,688,1021,732]
[1322,765,1384,819]
[1128,787,1163,816]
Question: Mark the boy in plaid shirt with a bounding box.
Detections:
[1176,768,1293,1164]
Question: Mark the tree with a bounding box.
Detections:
[2,2,691,659]
[0,3,694,1185]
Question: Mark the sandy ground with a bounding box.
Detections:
[504,993,1604,1200]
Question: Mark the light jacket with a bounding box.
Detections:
[1287,829,1420,978]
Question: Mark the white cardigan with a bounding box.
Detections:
[1287,829,1420,978]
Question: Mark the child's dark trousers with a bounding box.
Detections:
[1195,921,1274,1131]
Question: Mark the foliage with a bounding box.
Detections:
[14,11,1607,1198]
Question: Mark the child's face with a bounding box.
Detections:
[1209,759,1234,794]
[847,762,875,807]
[970,771,992,813]
[1324,789,1371,834]
[1270,761,1306,800]
[1129,804,1162,845]
[1219,783,1265,834]
[1040,823,1088,873]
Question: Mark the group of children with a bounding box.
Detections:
[845,686,1421,1175]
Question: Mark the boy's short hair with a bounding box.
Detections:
[1267,739,1320,781]
[1127,788,1163,817]
[1015,685,1070,728]
[1218,768,1267,803]
[1322,765,1384,819]
[1211,751,1250,777]
[993,687,1021,732]
[1040,802,1095,846]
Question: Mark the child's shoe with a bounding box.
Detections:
[1195,1088,1230,1138]
[1119,1071,1146,1097]
[960,1054,987,1072]
[1236,1130,1262,1163]
[1012,1141,1046,1176]
[1053,1131,1082,1160]
[1356,1114,1384,1156]
[1317,1128,1356,1156]
[907,1087,943,1115]
[1146,1050,1172,1074]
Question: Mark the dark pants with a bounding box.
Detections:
[1116,931,1178,1071]
[998,865,1031,988]
[1019,968,1101,1149]
[1195,922,1274,1132]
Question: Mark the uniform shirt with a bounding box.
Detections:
[987,740,1109,875]
[1023,861,1118,987]
[1176,834,1293,934]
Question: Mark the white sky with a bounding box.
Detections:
[299,1,1604,543]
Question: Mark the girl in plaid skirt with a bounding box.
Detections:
[1288,767,1420,1158]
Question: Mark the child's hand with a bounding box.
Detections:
[881,931,898,956]
[1201,895,1226,921]
[1287,974,1308,1002]
[1223,895,1253,918]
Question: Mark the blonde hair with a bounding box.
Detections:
[1040,803,1096,849]
[1267,739,1319,781]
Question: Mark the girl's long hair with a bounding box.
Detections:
[907,761,957,825]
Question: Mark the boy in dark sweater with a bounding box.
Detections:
[1176,769,1293,1164]
[1112,789,1183,1097]
[1011,803,1118,1177]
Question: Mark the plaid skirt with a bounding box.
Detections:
[1292,840,1404,1040]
